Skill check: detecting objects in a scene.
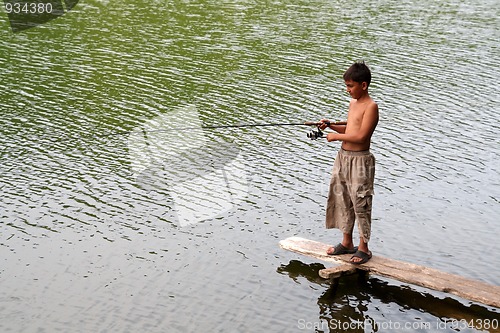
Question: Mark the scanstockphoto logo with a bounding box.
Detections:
[3,0,79,32]
[128,105,249,227]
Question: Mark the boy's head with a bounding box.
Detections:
[343,61,371,87]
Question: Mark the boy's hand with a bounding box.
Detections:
[318,119,330,130]
[326,133,337,142]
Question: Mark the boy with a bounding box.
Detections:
[318,61,379,264]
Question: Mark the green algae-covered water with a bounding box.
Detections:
[1,0,499,332]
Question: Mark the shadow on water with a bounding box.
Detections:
[278,260,499,333]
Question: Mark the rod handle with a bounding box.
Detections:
[304,121,347,126]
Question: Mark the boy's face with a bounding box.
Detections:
[345,79,367,99]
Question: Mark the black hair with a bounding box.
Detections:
[343,61,371,86]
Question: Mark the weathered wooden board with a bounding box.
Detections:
[319,264,359,279]
[279,236,500,308]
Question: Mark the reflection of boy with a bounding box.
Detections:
[318,61,379,264]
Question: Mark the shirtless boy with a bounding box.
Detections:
[319,61,379,264]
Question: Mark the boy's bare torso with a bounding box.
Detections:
[342,98,378,151]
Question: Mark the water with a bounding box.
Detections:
[1,0,499,332]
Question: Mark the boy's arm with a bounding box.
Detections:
[330,124,346,134]
[318,119,347,133]
[327,104,379,143]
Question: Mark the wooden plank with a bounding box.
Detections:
[318,264,359,279]
[279,236,500,308]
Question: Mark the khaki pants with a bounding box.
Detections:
[325,148,375,242]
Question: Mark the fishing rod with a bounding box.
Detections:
[200,121,345,129]
[160,120,347,140]
[85,120,347,140]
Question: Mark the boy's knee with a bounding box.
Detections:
[355,194,372,240]
[355,194,372,214]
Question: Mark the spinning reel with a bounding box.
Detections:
[307,127,324,140]
[306,121,330,140]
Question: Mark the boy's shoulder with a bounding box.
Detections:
[367,99,378,112]
[365,99,379,121]
[349,96,378,112]
[364,94,378,106]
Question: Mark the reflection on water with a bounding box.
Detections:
[278,260,500,333]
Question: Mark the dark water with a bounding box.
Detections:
[1,0,499,332]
